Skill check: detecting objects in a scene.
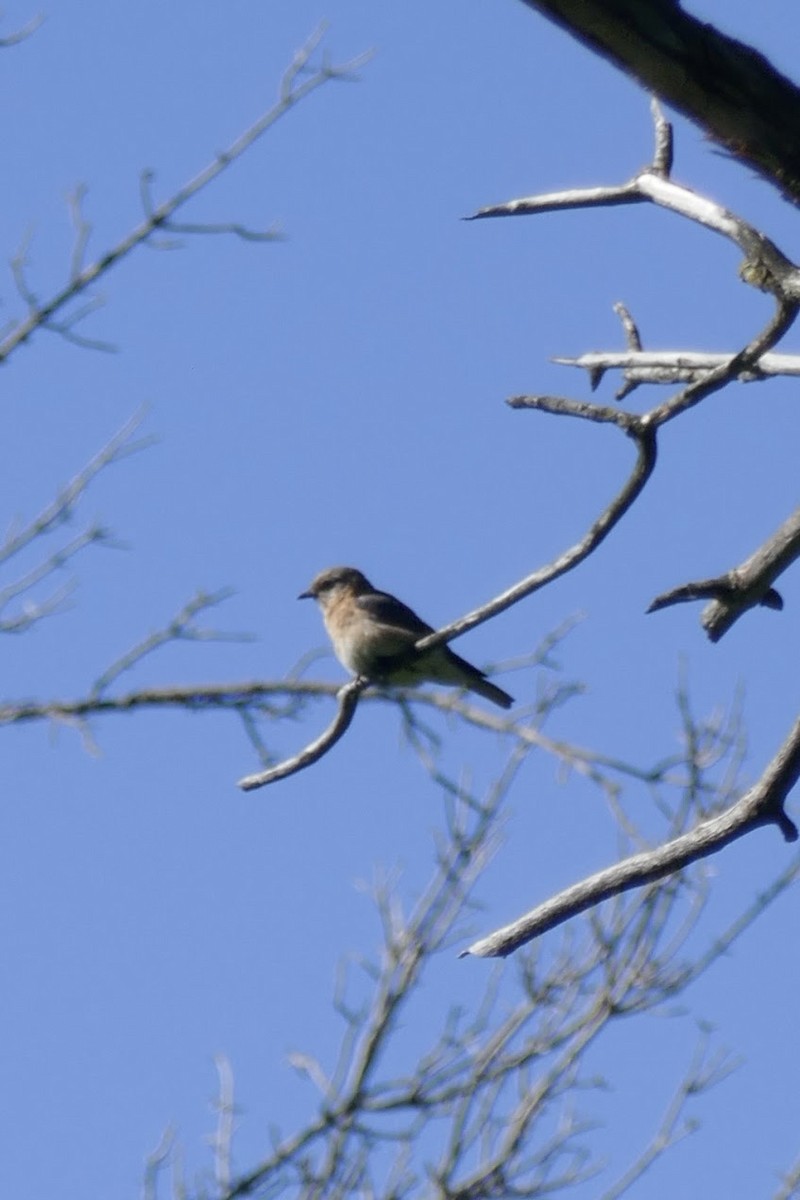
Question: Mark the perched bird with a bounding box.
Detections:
[299,566,513,709]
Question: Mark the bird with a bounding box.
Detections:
[299,566,513,709]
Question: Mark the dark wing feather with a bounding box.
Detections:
[355,590,433,637]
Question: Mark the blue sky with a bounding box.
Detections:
[2,1,799,1196]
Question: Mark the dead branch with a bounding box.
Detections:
[458,100,800,644]
[153,715,800,1200]
[554,349,800,389]
[0,12,43,47]
[517,0,800,205]
[237,677,368,790]
[470,112,800,305]
[89,589,253,699]
[231,282,793,780]
[649,506,800,641]
[464,715,800,958]
[413,288,793,661]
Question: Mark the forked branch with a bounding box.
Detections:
[649,506,800,641]
[0,28,368,363]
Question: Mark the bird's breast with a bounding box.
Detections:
[324,597,415,677]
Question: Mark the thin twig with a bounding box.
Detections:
[89,589,251,698]
[0,28,369,363]
[0,408,148,568]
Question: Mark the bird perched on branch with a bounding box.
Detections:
[299,566,513,709]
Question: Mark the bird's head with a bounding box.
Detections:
[299,566,373,608]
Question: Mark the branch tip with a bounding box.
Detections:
[237,676,367,790]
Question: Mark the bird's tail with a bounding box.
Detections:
[444,649,514,709]
[469,675,514,710]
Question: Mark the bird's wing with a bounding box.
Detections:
[356,591,434,639]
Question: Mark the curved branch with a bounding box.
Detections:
[415,417,656,654]
[471,166,800,306]
[464,716,800,958]
[0,12,43,46]
[237,677,368,791]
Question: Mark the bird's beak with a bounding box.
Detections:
[298,589,313,600]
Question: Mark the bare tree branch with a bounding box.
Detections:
[89,589,253,699]
[598,1032,737,1200]
[0,27,368,363]
[674,852,800,991]
[517,0,800,205]
[0,526,107,633]
[450,101,800,650]
[0,409,147,568]
[211,1054,238,1196]
[0,410,149,634]
[649,506,800,641]
[554,349,800,388]
[412,419,656,656]
[0,667,728,817]
[142,1126,177,1200]
[774,1150,800,1200]
[470,145,800,305]
[133,698,795,1200]
[464,715,800,958]
[0,679,333,728]
[237,677,369,791]
[646,298,798,426]
[0,11,43,47]
[414,288,793,661]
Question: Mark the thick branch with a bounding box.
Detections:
[464,716,800,958]
[518,0,800,205]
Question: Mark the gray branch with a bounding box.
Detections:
[464,716,800,958]
[554,349,800,388]
[237,677,368,790]
[470,162,800,307]
[414,293,795,659]
[649,506,800,642]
